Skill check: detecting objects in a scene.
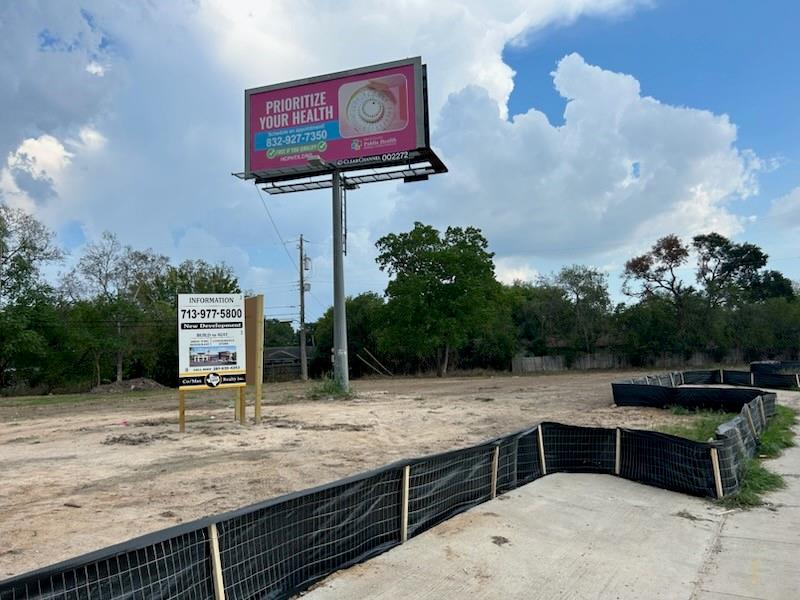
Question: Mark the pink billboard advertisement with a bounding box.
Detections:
[246,59,426,176]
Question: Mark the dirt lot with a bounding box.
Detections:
[1,370,697,579]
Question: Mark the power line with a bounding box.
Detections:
[254,185,298,271]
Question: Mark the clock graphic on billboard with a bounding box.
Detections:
[338,74,409,138]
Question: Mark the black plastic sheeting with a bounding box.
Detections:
[0,390,777,600]
[541,423,615,474]
[619,429,716,497]
[612,381,766,411]
[751,360,800,375]
[0,528,214,600]
[217,468,403,600]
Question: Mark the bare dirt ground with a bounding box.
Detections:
[1,370,696,579]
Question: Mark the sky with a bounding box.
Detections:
[1,0,799,325]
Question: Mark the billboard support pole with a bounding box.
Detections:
[332,170,349,391]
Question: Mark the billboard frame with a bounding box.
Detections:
[239,57,445,184]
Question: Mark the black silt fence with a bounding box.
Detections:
[0,404,777,600]
[540,423,615,474]
[619,429,717,497]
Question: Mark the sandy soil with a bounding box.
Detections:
[0,370,692,579]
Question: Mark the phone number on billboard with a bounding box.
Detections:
[180,308,243,319]
[266,130,328,148]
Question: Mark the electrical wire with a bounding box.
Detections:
[255,186,299,271]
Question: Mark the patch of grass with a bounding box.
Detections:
[759,405,798,458]
[718,459,786,509]
[658,410,738,442]
[668,405,691,415]
[307,374,353,400]
[0,389,167,408]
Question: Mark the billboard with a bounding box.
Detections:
[245,58,428,179]
[178,294,246,390]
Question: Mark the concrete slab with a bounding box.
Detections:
[305,474,725,600]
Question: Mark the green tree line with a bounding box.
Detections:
[2,206,798,391]
[312,223,799,377]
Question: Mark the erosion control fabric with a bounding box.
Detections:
[1,371,778,600]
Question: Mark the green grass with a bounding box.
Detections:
[307,374,353,400]
[717,458,786,509]
[658,409,738,442]
[758,405,798,458]
[0,389,168,408]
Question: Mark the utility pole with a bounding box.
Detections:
[298,234,308,381]
[332,170,349,390]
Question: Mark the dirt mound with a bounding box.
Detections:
[90,378,167,394]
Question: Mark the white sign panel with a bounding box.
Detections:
[178,293,246,390]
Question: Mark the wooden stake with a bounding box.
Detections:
[238,386,246,425]
[743,403,757,438]
[208,523,226,600]
[710,448,724,499]
[178,391,186,433]
[537,425,547,475]
[491,446,500,499]
[615,428,621,475]
[255,294,264,424]
[669,373,675,387]
[400,465,410,543]
[234,390,240,422]
[719,368,724,384]
[758,396,767,424]
[796,374,800,389]
[680,371,685,385]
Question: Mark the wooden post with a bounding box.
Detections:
[743,403,757,438]
[614,428,621,475]
[537,425,547,475]
[758,396,767,424]
[178,391,186,433]
[796,373,800,388]
[644,375,650,385]
[238,387,246,425]
[208,523,226,600]
[255,295,264,424]
[719,368,724,384]
[680,371,685,385]
[490,446,500,499]
[710,448,724,499]
[234,391,240,422]
[750,372,755,386]
[400,465,410,543]
[669,373,675,387]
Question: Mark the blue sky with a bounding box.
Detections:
[2,1,799,323]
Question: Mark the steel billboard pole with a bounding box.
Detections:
[332,170,349,390]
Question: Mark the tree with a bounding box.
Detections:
[265,319,296,346]
[507,280,571,356]
[622,234,691,304]
[64,232,169,382]
[693,233,766,306]
[376,222,498,376]
[0,204,62,306]
[555,265,611,353]
[312,292,385,377]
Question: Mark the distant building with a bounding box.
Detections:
[264,345,316,381]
